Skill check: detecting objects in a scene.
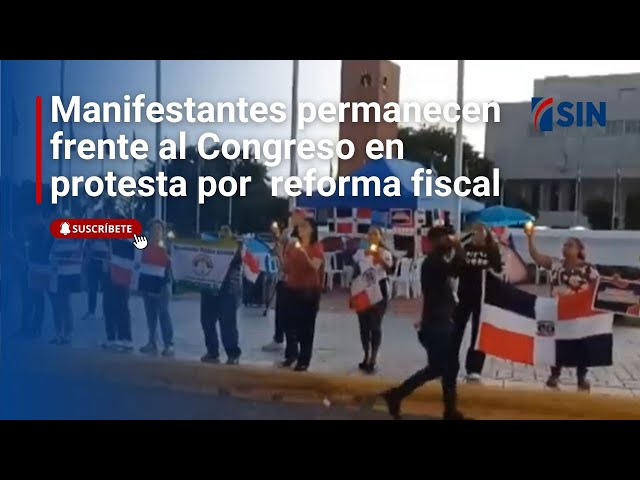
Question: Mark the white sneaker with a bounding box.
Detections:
[261,341,284,352]
[465,373,482,384]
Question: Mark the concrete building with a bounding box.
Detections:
[338,60,400,176]
[485,73,640,229]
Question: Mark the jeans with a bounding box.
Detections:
[49,292,72,339]
[392,320,457,413]
[451,301,485,376]
[200,291,241,359]
[356,283,388,363]
[284,290,320,366]
[143,284,174,348]
[103,278,132,342]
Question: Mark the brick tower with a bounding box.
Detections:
[338,60,400,176]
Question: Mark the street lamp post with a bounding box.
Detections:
[453,60,465,233]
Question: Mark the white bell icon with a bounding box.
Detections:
[60,222,71,236]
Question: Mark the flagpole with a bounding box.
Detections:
[288,60,300,212]
[611,168,619,230]
[154,60,162,221]
[453,60,465,233]
[58,60,65,215]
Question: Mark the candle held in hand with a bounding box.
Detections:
[369,243,378,253]
[524,221,534,234]
[294,240,302,249]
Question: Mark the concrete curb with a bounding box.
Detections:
[9,345,640,419]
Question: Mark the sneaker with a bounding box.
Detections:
[226,357,240,365]
[161,345,175,357]
[261,341,284,353]
[49,336,62,345]
[381,390,402,420]
[201,354,220,364]
[278,358,297,368]
[293,363,308,372]
[118,341,134,353]
[139,343,158,355]
[465,373,482,384]
[577,379,591,393]
[443,409,468,420]
[545,375,560,389]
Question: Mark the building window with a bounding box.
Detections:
[360,72,372,88]
[605,120,624,136]
[550,183,560,211]
[625,119,640,134]
[382,76,388,90]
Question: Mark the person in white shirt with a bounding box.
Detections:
[352,226,393,373]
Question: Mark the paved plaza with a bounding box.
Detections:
[7,284,640,399]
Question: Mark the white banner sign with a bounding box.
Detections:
[172,242,237,291]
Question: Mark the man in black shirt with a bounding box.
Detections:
[381,226,467,420]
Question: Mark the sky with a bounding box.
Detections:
[7,60,640,182]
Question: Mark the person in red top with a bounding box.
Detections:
[280,218,324,371]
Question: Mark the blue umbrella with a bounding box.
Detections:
[466,205,534,227]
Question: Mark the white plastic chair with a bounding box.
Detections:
[535,266,551,285]
[390,258,413,299]
[410,256,425,298]
[324,252,343,291]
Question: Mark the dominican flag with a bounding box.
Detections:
[478,274,613,367]
[243,249,261,283]
[349,268,383,313]
[110,240,168,294]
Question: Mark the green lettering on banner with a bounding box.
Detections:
[171,238,239,293]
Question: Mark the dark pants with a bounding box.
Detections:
[200,291,241,359]
[357,281,388,362]
[21,277,44,336]
[451,301,485,376]
[392,321,457,413]
[550,365,588,382]
[273,281,289,344]
[86,259,104,315]
[49,291,72,338]
[284,290,320,367]
[143,285,173,348]
[103,277,132,342]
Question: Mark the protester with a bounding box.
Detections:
[83,237,110,321]
[104,215,134,352]
[279,218,324,372]
[381,226,467,420]
[18,210,48,338]
[450,222,503,383]
[352,226,393,373]
[200,225,242,365]
[48,235,82,345]
[527,229,598,392]
[140,219,175,357]
[262,209,304,352]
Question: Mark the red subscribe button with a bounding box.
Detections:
[50,218,143,239]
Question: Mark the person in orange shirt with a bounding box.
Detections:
[279,218,324,372]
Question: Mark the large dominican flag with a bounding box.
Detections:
[477,274,613,367]
[110,240,168,294]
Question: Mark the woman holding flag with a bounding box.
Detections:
[351,226,393,373]
[526,227,597,392]
[450,222,503,383]
[140,219,175,357]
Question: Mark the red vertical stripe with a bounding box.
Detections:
[478,323,534,365]
[35,96,42,204]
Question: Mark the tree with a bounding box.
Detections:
[398,125,497,202]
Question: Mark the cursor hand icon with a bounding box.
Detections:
[133,234,148,250]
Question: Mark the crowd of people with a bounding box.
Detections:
[11,206,606,420]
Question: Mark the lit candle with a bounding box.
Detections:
[524,221,534,234]
[294,240,302,249]
[369,243,378,252]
